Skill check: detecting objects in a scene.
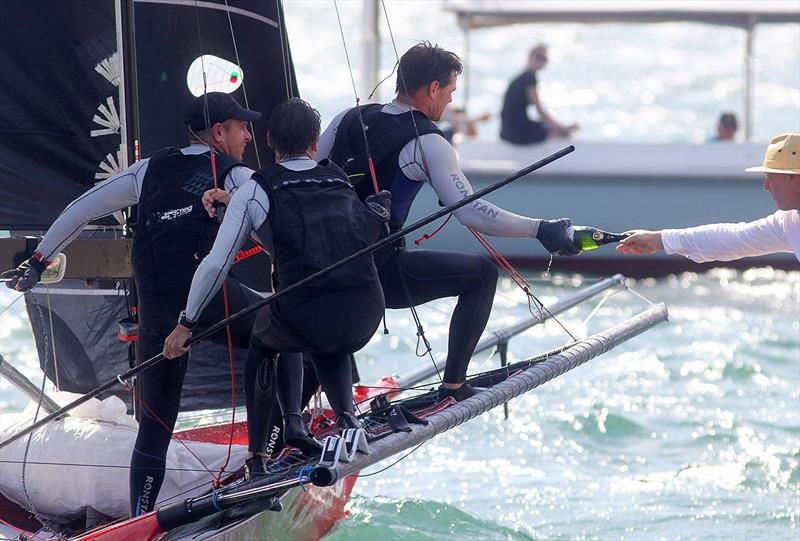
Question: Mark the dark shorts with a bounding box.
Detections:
[251,287,384,356]
[500,121,549,145]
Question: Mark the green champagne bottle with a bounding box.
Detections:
[568,226,630,251]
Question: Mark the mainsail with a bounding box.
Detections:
[0,0,299,408]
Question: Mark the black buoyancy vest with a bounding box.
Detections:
[328,103,444,204]
[133,147,242,304]
[251,160,383,297]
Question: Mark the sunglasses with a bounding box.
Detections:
[534,53,548,62]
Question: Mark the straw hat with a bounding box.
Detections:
[745,133,800,174]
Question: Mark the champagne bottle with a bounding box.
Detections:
[567,226,630,251]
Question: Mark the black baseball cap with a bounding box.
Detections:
[185,92,261,131]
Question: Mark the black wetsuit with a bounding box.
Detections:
[130,148,256,515]
[329,105,498,385]
[244,160,385,454]
[500,70,549,145]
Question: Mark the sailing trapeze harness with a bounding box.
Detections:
[251,159,383,297]
[133,147,242,304]
[328,104,444,232]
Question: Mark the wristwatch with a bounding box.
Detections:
[178,310,197,330]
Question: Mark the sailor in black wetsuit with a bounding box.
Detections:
[318,42,581,402]
[2,92,261,516]
[164,98,389,474]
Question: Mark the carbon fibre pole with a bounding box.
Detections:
[0,145,574,451]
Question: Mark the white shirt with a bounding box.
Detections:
[184,158,315,320]
[36,144,253,260]
[662,209,800,263]
[316,100,541,238]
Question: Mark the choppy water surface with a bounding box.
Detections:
[324,269,799,541]
[0,269,798,540]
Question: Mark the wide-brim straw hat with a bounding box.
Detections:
[745,133,800,174]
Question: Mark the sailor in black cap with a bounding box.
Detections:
[3,91,261,516]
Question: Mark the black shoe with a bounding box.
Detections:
[283,413,323,456]
[437,383,483,402]
[245,454,269,480]
[336,412,362,432]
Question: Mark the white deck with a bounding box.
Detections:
[454,139,767,181]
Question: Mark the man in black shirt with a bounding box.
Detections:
[500,44,578,145]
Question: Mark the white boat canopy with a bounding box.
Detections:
[441,0,800,139]
[443,0,800,29]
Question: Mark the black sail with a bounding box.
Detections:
[2,0,297,411]
[0,1,119,229]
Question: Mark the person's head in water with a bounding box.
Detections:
[185,92,260,160]
[396,41,463,122]
[716,112,738,141]
[528,44,548,71]
[746,133,800,211]
[267,98,321,161]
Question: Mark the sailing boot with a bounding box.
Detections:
[283,413,323,456]
[336,412,362,432]
[245,454,270,481]
[437,383,484,403]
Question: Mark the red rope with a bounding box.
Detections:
[468,227,533,294]
[120,379,217,479]
[367,157,380,194]
[209,147,238,487]
[414,214,452,245]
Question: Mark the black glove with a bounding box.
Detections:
[536,218,581,256]
[364,190,391,223]
[1,255,47,291]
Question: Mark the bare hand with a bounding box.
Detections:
[163,325,192,359]
[616,230,664,255]
[202,188,231,219]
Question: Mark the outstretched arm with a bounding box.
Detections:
[400,135,578,255]
[36,160,148,260]
[618,211,797,262]
[405,134,540,237]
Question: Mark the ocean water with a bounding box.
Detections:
[1,2,799,539]
[283,1,800,143]
[3,269,797,540]
[321,268,800,541]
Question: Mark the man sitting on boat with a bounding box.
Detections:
[318,42,581,402]
[163,98,390,476]
[618,133,800,262]
[500,44,579,145]
[0,92,262,516]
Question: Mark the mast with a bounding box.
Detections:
[118,0,140,166]
[362,0,380,102]
[744,14,755,141]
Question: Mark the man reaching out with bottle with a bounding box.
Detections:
[318,42,580,402]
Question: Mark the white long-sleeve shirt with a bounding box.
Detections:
[184,158,316,321]
[316,100,541,238]
[662,209,800,263]
[36,144,253,260]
